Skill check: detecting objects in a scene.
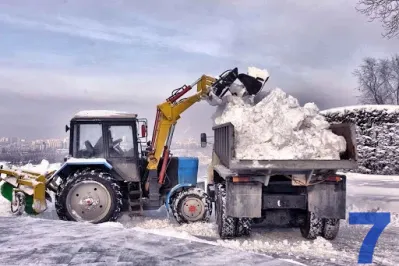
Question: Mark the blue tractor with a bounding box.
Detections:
[46,110,210,224]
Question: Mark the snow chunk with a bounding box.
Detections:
[18,159,61,174]
[247,66,270,81]
[213,88,347,160]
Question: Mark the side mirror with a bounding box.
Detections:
[65,125,70,132]
[141,124,147,137]
[200,133,207,148]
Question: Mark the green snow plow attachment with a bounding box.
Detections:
[1,182,36,214]
[0,166,55,215]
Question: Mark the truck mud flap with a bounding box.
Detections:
[307,177,346,219]
[226,182,262,218]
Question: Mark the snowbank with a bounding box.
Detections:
[213,88,347,160]
[18,159,61,173]
[1,159,61,174]
[323,105,399,175]
[322,104,399,115]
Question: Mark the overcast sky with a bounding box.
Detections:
[0,0,398,140]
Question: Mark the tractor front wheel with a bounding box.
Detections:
[55,169,123,223]
[170,187,212,224]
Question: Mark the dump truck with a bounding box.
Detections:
[201,121,358,240]
[0,67,269,224]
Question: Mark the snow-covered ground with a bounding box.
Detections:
[0,216,301,266]
[1,160,398,265]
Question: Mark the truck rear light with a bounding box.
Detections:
[326,176,342,182]
[232,176,250,182]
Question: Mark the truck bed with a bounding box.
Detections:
[213,122,358,173]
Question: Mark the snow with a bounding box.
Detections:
[114,171,399,265]
[321,104,399,115]
[6,159,62,174]
[1,153,398,265]
[2,167,398,265]
[1,216,294,266]
[247,66,270,82]
[213,88,347,160]
[74,110,136,118]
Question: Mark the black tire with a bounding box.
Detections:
[236,218,252,237]
[55,168,123,224]
[10,192,26,216]
[300,211,323,240]
[171,187,212,224]
[322,218,340,240]
[216,183,237,239]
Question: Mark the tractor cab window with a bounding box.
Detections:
[108,125,135,157]
[73,123,104,158]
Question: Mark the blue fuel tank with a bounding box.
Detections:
[177,157,199,185]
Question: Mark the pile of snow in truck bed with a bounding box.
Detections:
[213,88,347,160]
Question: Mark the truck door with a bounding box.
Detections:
[105,124,140,182]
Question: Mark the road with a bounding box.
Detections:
[0,216,303,266]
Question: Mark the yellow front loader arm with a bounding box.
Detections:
[146,75,216,184]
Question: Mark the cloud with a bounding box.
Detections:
[0,0,399,140]
[0,66,199,102]
[0,12,232,58]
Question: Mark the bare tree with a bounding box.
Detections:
[389,54,399,103]
[353,55,399,104]
[356,0,399,38]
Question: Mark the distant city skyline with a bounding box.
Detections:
[0,135,69,152]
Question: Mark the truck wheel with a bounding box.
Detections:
[171,187,212,224]
[322,218,340,240]
[236,218,252,237]
[216,183,236,239]
[300,211,323,240]
[55,169,123,224]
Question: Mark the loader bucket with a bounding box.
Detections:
[212,68,239,98]
[210,67,268,101]
[238,73,269,96]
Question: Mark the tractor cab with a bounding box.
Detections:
[66,110,148,182]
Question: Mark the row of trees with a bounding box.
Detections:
[356,0,399,39]
[354,55,399,105]
[354,1,399,104]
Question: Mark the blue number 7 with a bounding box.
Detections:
[349,212,391,264]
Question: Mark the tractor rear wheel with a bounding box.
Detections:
[171,187,212,224]
[55,169,123,223]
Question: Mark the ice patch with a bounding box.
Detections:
[213,88,347,160]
